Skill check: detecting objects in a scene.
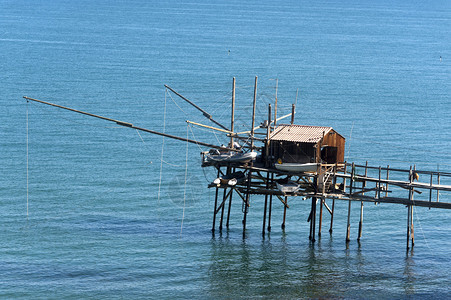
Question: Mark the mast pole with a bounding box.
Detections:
[274,78,278,127]
[230,77,236,148]
[250,76,258,150]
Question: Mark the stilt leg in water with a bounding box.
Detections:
[242,170,252,237]
[219,188,227,231]
[262,172,269,236]
[329,199,335,234]
[358,201,363,241]
[406,205,411,250]
[346,200,351,243]
[212,168,220,234]
[318,198,323,238]
[281,196,287,230]
[267,173,273,232]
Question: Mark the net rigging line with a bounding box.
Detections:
[26,99,29,218]
[180,124,189,236]
[157,89,168,207]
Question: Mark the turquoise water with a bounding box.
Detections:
[2,0,450,298]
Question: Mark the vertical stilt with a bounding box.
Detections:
[346,200,352,243]
[268,173,273,232]
[329,163,337,234]
[226,167,235,229]
[378,166,382,200]
[385,165,390,198]
[219,188,227,231]
[437,172,440,202]
[263,103,272,236]
[407,166,413,250]
[406,205,411,250]
[226,78,235,230]
[281,196,287,230]
[212,167,220,234]
[226,188,233,229]
[243,76,257,238]
[318,198,323,237]
[329,198,335,234]
[311,197,316,242]
[346,163,354,243]
[410,166,416,247]
[243,170,252,237]
[262,172,270,236]
[410,203,414,247]
[219,167,231,231]
[358,202,364,241]
[358,161,367,241]
[429,172,433,209]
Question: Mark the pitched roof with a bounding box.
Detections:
[269,124,334,143]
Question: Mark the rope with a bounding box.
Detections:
[135,129,183,167]
[180,124,189,236]
[412,204,432,250]
[345,121,354,161]
[26,99,29,218]
[157,90,168,207]
[167,90,189,116]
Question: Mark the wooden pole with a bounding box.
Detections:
[385,165,390,198]
[358,161,367,241]
[265,104,272,167]
[346,163,355,243]
[329,162,337,234]
[311,197,317,242]
[429,172,433,209]
[290,104,295,125]
[230,77,236,147]
[329,199,335,234]
[243,170,252,237]
[212,167,220,234]
[268,173,274,232]
[274,79,278,127]
[411,165,416,247]
[164,85,229,131]
[262,172,269,236]
[226,168,235,229]
[282,196,287,230]
[378,166,382,199]
[318,198,323,237]
[219,167,231,231]
[310,177,318,242]
[23,96,238,152]
[407,166,412,250]
[437,172,440,202]
[342,163,347,193]
[219,187,227,232]
[406,205,411,250]
[250,76,258,150]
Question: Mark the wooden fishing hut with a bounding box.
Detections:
[267,124,345,165]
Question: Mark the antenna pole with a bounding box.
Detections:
[250,76,258,150]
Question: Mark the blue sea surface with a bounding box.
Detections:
[2,0,450,298]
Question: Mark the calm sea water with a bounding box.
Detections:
[2,0,450,298]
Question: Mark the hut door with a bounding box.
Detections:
[321,146,337,164]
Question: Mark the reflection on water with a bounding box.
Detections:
[208,234,348,298]
[205,232,448,298]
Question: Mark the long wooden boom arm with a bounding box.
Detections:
[23,96,238,152]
